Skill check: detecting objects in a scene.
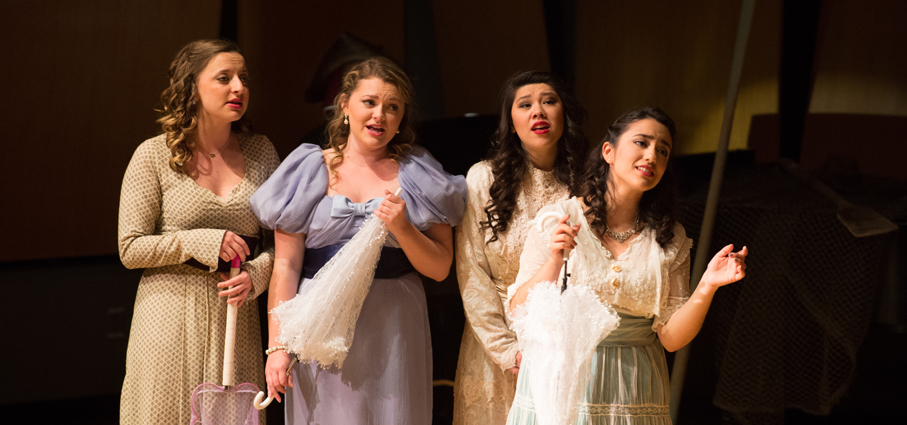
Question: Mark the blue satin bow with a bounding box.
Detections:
[330,195,384,218]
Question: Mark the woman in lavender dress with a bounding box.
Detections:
[250,57,466,424]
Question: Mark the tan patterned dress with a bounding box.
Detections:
[454,161,570,425]
[118,133,279,425]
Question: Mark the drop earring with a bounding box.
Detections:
[396,130,400,134]
[343,114,349,125]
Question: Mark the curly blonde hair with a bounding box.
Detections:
[324,57,417,185]
[157,39,252,173]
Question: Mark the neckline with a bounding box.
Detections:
[188,133,249,203]
[571,197,647,261]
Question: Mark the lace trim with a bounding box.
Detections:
[513,393,669,417]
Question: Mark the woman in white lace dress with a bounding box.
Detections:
[454,71,589,424]
[507,107,748,424]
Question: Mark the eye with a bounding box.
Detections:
[363,99,376,106]
[240,75,250,83]
[659,148,669,157]
[388,104,399,111]
[216,75,229,82]
[543,98,558,105]
[634,140,647,147]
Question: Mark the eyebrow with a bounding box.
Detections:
[633,133,673,148]
[515,91,558,102]
[360,94,400,101]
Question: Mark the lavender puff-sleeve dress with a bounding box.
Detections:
[250,143,467,424]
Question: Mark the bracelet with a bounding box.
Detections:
[265,345,287,355]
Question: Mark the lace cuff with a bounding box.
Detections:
[653,295,688,331]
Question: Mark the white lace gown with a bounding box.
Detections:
[454,161,570,425]
[505,197,693,425]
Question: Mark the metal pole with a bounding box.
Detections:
[669,0,756,422]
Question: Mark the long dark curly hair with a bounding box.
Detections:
[157,39,253,174]
[580,106,678,247]
[481,71,589,242]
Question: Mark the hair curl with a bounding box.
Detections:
[481,71,590,243]
[580,106,678,247]
[157,39,252,174]
[324,57,416,187]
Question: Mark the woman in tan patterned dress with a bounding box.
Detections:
[453,71,589,424]
[117,40,278,424]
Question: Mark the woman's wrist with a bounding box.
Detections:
[265,345,287,355]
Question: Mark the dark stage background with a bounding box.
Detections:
[1,0,906,424]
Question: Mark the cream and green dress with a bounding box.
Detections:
[506,197,693,425]
[454,161,570,424]
[117,133,279,424]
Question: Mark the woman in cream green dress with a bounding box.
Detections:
[118,40,277,424]
[454,71,589,424]
[507,107,748,424]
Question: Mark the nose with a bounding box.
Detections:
[531,103,547,119]
[373,105,386,122]
[231,76,245,93]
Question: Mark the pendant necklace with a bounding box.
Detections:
[604,216,640,243]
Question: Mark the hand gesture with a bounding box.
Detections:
[549,215,580,262]
[217,270,253,308]
[375,189,411,235]
[701,244,748,289]
[265,350,294,403]
[220,231,251,262]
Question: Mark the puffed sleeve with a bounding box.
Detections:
[654,223,693,331]
[456,162,520,371]
[249,143,327,234]
[397,146,467,231]
[506,203,559,312]
[118,137,227,271]
[240,135,281,299]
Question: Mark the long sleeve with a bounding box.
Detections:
[456,165,520,371]
[118,140,225,271]
[506,204,555,309]
[242,140,281,299]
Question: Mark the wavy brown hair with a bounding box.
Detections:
[580,106,678,247]
[481,71,589,242]
[157,39,252,173]
[324,57,416,186]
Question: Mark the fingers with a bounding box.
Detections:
[221,231,250,262]
[717,244,734,256]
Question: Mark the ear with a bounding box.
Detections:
[339,94,350,116]
[602,142,615,165]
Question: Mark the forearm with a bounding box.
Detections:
[119,228,226,270]
[508,255,563,314]
[267,263,301,348]
[657,282,717,352]
[393,223,453,281]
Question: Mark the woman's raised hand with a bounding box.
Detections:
[375,189,411,235]
[548,214,580,262]
[220,231,251,262]
[701,244,748,289]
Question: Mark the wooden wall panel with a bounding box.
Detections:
[432,0,550,118]
[237,1,406,158]
[809,0,907,115]
[1,1,222,262]
[575,0,781,154]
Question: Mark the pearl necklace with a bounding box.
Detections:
[604,216,640,243]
